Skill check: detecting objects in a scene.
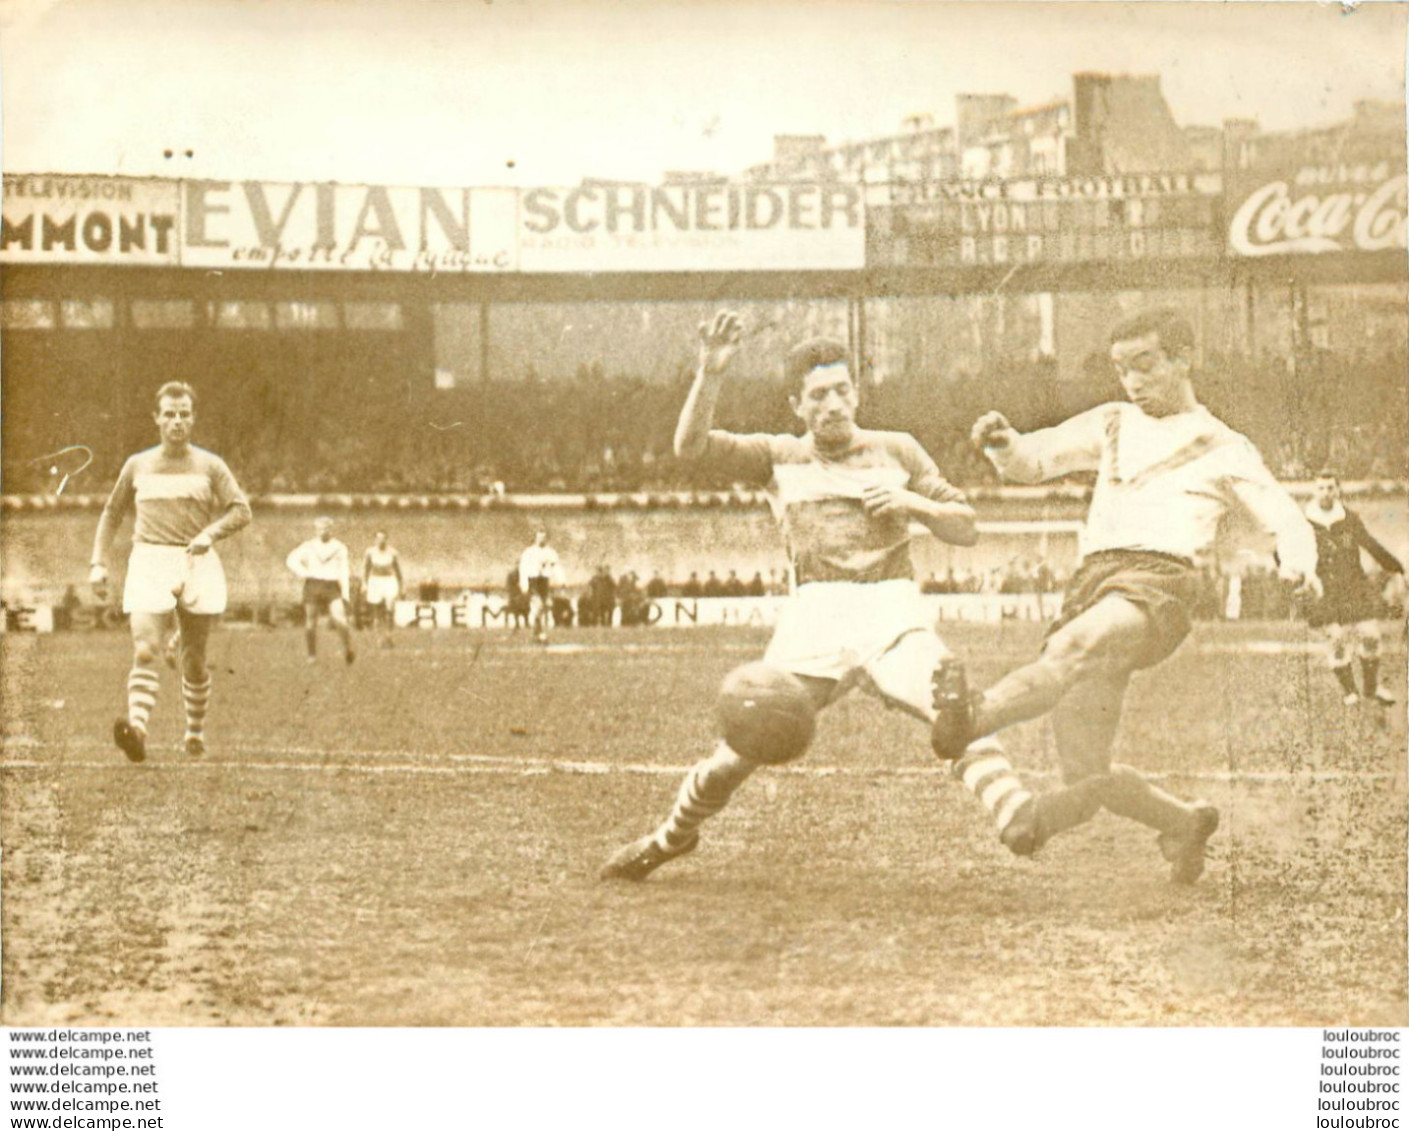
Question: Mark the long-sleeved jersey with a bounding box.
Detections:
[518,544,560,589]
[984,402,1317,577]
[287,537,351,595]
[92,444,250,562]
[697,427,966,585]
[1305,501,1404,591]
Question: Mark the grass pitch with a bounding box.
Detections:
[1,621,1404,1026]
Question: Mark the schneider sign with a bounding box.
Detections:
[1228,163,1407,257]
[517,182,864,271]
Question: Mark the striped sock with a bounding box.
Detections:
[126,666,160,737]
[953,739,1033,841]
[657,741,756,850]
[182,674,212,741]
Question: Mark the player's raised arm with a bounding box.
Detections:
[89,459,137,597]
[972,406,1104,485]
[673,310,742,460]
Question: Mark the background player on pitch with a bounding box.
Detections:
[1304,470,1405,706]
[600,311,1031,881]
[934,308,1321,883]
[287,517,356,664]
[362,531,404,649]
[518,530,560,644]
[89,381,251,761]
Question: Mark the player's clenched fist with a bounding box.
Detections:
[698,310,743,375]
[971,411,1016,451]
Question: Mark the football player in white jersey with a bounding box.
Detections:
[362,531,404,649]
[932,308,1321,883]
[286,517,356,664]
[89,382,252,761]
[518,530,560,644]
[601,312,1032,881]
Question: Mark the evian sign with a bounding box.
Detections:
[1229,163,1406,257]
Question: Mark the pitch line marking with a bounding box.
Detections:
[0,743,1398,785]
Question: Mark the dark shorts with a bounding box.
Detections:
[1046,551,1202,670]
[526,577,550,602]
[1307,579,1384,628]
[303,578,344,611]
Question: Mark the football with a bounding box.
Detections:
[716,662,816,765]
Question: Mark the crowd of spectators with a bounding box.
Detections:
[219,343,1403,495]
[4,341,1403,499]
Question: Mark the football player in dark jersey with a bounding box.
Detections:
[1305,472,1405,706]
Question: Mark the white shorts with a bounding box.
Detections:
[763,580,951,721]
[122,544,228,616]
[365,575,400,607]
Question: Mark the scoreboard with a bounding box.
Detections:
[869,173,1224,267]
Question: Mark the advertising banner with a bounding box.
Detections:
[872,172,1224,267]
[516,182,866,272]
[1227,162,1407,257]
[1,176,180,266]
[177,180,520,272]
[3,176,864,274]
[390,592,1057,630]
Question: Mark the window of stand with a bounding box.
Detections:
[0,299,57,329]
[343,302,403,331]
[213,301,273,329]
[274,301,339,330]
[131,299,197,329]
[60,299,116,329]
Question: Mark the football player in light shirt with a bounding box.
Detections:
[518,530,560,644]
[1304,471,1405,706]
[362,531,404,649]
[601,311,1027,881]
[286,517,356,664]
[932,308,1322,883]
[89,382,252,762]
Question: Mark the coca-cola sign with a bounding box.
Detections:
[1228,163,1406,257]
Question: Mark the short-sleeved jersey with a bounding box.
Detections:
[1305,502,1404,592]
[699,427,965,585]
[102,445,248,547]
[986,403,1318,577]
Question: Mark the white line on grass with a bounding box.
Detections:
[0,742,1398,785]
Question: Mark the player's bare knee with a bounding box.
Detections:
[1051,627,1133,687]
[716,662,817,766]
[132,640,160,666]
[1035,635,1091,689]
